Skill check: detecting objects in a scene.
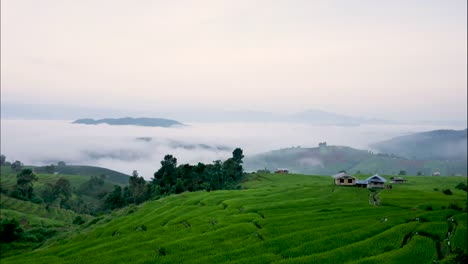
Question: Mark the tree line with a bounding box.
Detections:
[103,148,245,210]
[0,148,245,214]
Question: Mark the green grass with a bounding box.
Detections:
[1,173,467,263]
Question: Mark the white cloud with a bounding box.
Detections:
[1,120,464,179]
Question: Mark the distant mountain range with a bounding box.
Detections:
[174,109,390,125]
[371,129,467,160]
[3,102,466,126]
[73,117,183,127]
[244,144,467,176]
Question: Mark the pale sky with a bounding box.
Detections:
[1,0,467,121]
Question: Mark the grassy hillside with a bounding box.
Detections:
[1,165,128,214]
[0,194,94,258]
[244,145,468,176]
[33,165,130,185]
[2,173,466,263]
[1,166,127,192]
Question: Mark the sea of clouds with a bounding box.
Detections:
[1,119,464,179]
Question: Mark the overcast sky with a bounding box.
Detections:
[1,0,467,121]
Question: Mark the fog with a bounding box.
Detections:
[1,119,465,179]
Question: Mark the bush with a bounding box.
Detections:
[455,183,467,192]
[448,204,462,211]
[0,218,23,243]
[158,247,166,256]
[22,228,56,242]
[73,216,86,225]
[425,206,433,211]
[443,189,453,195]
[449,247,468,264]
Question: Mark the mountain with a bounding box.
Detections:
[72,117,183,127]
[371,129,467,160]
[244,145,467,176]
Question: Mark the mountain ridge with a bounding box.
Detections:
[72,117,183,127]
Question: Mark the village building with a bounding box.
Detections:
[332,172,356,186]
[432,171,441,176]
[275,168,289,174]
[366,174,386,189]
[355,180,368,188]
[390,177,406,184]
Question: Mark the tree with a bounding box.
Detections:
[11,161,23,172]
[175,178,185,194]
[45,164,56,174]
[398,170,407,176]
[152,155,177,194]
[0,154,6,166]
[13,169,38,200]
[40,178,72,208]
[54,178,72,207]
[104,185,125,210]
[57,161,66,167]
[128,170,147,204]
[232,148,244,164]
[41,183,56,206]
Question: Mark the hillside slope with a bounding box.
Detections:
[1,173,466,264]
[371,129,467,160]
[244,145,467,176]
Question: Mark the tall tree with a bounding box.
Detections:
[153,155,177,193]
[104,185,124,210]
[13,169,38,200]
[0,154,6,166]
[128,170,147,204]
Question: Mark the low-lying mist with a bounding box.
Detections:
[1,119,465,179]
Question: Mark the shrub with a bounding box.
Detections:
[425,206,433,211]
[22,228,56,242]
[455,183,467,192]
[443,189,453,195]
[0,218,23,243]
[73,216,86,225]
[448,204,462,211]
[449,247,468,264]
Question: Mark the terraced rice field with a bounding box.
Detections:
[0,167,90,193]
[1,173,467,264]
[0,195,92,228]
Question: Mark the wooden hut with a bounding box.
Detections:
[390,177,406,184]
[332,172,356,186]
[366,174,386,189]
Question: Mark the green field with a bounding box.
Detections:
[1,173,466,263]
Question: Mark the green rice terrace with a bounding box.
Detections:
[1,172,467,263]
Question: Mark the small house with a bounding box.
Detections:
[332,172,356,186]
[275,168,289,174]
[355,180,368,188]
[366,174,386,189]
[390,177,406,184]
[432,171,441,176]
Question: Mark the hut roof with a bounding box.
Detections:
[393,177,406,181]
[366,174,387,183]
[332,172,354,179]
[356,180,368,184]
